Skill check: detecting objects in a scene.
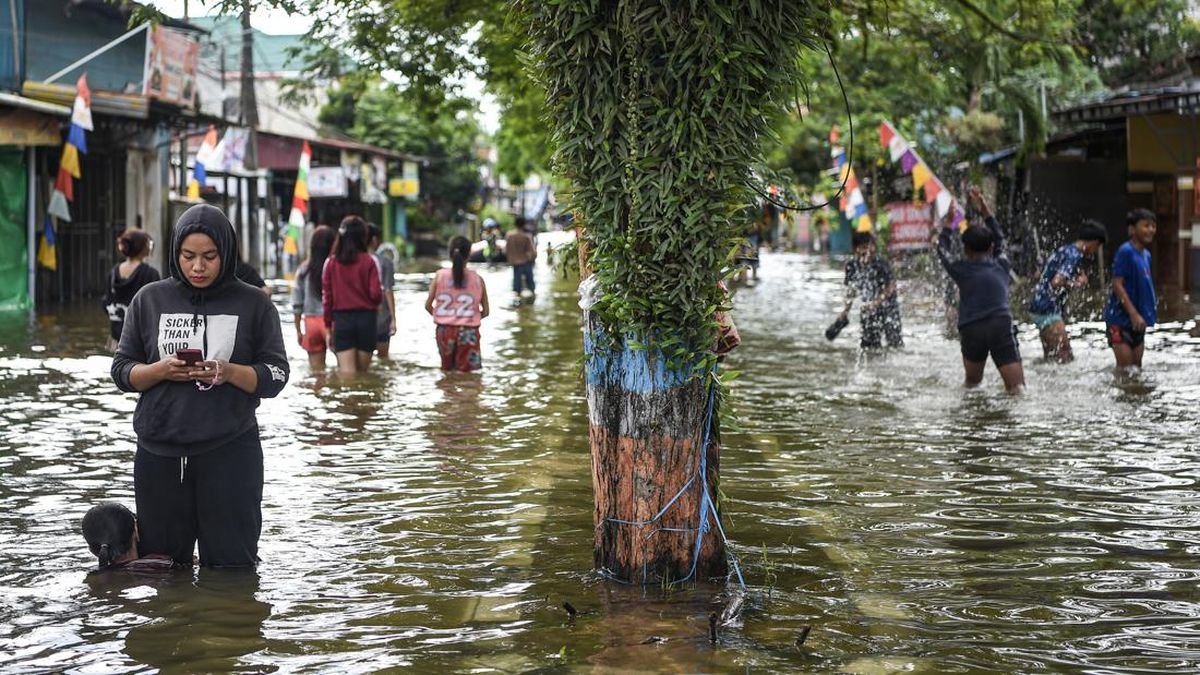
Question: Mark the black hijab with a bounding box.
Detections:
[169,204,240,295]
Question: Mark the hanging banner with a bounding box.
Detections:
[0,110,61,146]
[308,166,349,198]
[886,202,933,253]
[143,26,199,109]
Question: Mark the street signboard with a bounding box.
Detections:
[886,201,933,252]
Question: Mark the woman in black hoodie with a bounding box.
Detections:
[103,229,160,352]
[111,204,289,567]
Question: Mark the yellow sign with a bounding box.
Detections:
[388,178,419,198]
[0,110,62,146]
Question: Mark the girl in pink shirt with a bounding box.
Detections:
[425,236,490,371]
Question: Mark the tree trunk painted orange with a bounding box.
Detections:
[585,313,726,585]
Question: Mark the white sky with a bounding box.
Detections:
[145,1,500,133]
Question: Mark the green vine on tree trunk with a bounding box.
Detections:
[517,0,827,368]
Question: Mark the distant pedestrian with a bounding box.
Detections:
[103,229,160,352]
[1028,221,1108,362]
[110,203,290,567]
[291,225,336,371]
[936,186,1025,394]
[322,216,382,377]
[839,230,903,349]
[367,223,397,358]
[505,217,536,300]
[1103,209,1157,370]
[426,236,490,371]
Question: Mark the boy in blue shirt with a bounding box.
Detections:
[936,186,1025,394]
[1103,209,1157,369]
[1028,220,1108,363]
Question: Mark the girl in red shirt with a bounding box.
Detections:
[322,216,382,376]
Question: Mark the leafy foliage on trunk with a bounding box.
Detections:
[518,0,826,365]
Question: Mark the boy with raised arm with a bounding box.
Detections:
[936,186,1025,394]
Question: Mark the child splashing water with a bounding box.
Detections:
[936,186,1026,394]
[426,237,490,371]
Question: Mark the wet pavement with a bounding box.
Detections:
[2,248,1200,672]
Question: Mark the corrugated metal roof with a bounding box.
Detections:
[22,80,149,119]
[0,92,70,116]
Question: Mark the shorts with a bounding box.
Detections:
[1106,323,1145,349]
[1030,312,1063,331]
[959,314,1021,367]
[436,324,482,371]
[299,316,328,353]
[331,310,377,353]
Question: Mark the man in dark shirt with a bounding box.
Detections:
[936,186,1024,394]
[841,231,903,349]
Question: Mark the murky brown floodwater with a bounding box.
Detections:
[2,245,1200,673]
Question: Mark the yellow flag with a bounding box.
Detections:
[187,180,200,200]
[856,214,872,232]
[294,180,309,202]
[912,162,932,189]
[60,144,81,179]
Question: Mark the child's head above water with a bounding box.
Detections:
[851,231,875,258]
[81,502,138,569]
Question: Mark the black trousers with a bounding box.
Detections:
[134,428,264,567]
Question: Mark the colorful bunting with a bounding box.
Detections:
[187,125,219,200]
[912,162,932,189]
[950,207,965,232]
[55,168,74,202]
[37,216,57,271]
[878,119,966,228]
[47,189,71,222]
[879,121,895,148]
[284,141,312,256]
[935,190,953,218]
[924,179,942,203]
[44,74,90,229]
[829,127,872,232]
[70,74,93,131]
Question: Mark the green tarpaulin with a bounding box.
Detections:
[0,149,30,312]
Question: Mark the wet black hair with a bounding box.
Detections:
[306,225,336,297]
[333,215,368,265]
[1077,220,1108,244]
[449,236,471,288]
[117,229,152,259]
[1126,208,1156,228]
[366,222,382,246]
[851,231,874,248]
[81,502,135,569]
[960,225,994,253]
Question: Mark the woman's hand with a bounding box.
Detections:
[160,358,195,382]
[192,359,228,387]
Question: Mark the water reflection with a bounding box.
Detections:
[0,250,1198,671]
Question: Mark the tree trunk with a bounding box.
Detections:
[584,313,726,585]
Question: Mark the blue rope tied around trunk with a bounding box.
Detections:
[603,374,745,590]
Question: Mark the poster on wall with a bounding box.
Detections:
[143,27,199,109]
[886,201,933,253]
[308,166,349,198]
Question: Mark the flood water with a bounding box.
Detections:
[2,249,1199,673]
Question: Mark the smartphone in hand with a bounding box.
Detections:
[176,348,203,365]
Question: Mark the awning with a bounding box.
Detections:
[21,80,149,119]
[0,93,69,146]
